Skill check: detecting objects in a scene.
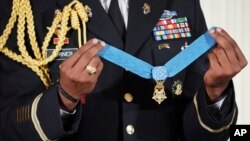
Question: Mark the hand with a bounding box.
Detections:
[204,27,247,101]
[58,38,105,110]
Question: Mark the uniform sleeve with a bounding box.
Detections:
[0,84,82,141]
[181,0,237,140]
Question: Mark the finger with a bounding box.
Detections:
[234,46,248,68]
[205,52,222,86]
[207,51,221,70]
[215,28,238,49]
[214,28,248,68]
[78,38,100,54]
[209,28,238,65]
[61,38,99,68]
[212,46,230,68]
[72,41,105,71]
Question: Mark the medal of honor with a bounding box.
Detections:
[98,31,216,104]
[152,66,168,104]
[152,80,167,104]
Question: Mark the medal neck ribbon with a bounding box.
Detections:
[98,30,216,104]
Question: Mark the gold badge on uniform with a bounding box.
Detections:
[142,3,151,15]
[172,80,183,96]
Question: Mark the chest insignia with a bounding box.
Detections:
[142,3,151,15]
[153,10,192,41]
[172,80,183,96]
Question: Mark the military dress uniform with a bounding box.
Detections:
[0,0,237,141]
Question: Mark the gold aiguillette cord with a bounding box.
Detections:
[0,0,90,88]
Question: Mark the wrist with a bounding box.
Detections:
[57,81,79,111]
[205,83,228,102]
[58,93,78,112]
[57,81,79,103]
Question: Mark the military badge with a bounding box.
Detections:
[142,3,151,15]
[172,80,183,96]
[158,43,170,50]
[160,10,177,20]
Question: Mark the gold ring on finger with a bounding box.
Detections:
[86,65,97,75]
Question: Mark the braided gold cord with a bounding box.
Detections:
[75,2,89,45]
[1,47,50,88]
[17,0,33,60]
[71,10,80,30]
[0,0,89,87]
[43,5,71,65]
[71,9,82,47]
[0,0,18,51]
[41,12,62,59]
[25,0,42,59]
[28,2,74,66]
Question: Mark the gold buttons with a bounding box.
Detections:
[126,125,135,135]
[124,93,133,102]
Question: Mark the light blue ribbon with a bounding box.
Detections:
[98,30,216,81]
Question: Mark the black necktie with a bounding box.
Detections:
[108,0,126,41]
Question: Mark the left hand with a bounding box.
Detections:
[204,27,248,102]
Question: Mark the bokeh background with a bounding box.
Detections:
[201,0,250,124]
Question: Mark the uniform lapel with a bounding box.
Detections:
[84,0,124,50]
[125,0,168,55]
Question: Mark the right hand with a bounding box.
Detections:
[58,38,105,110]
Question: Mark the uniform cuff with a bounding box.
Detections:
[194,81,237,133]
[31,84,81,140]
